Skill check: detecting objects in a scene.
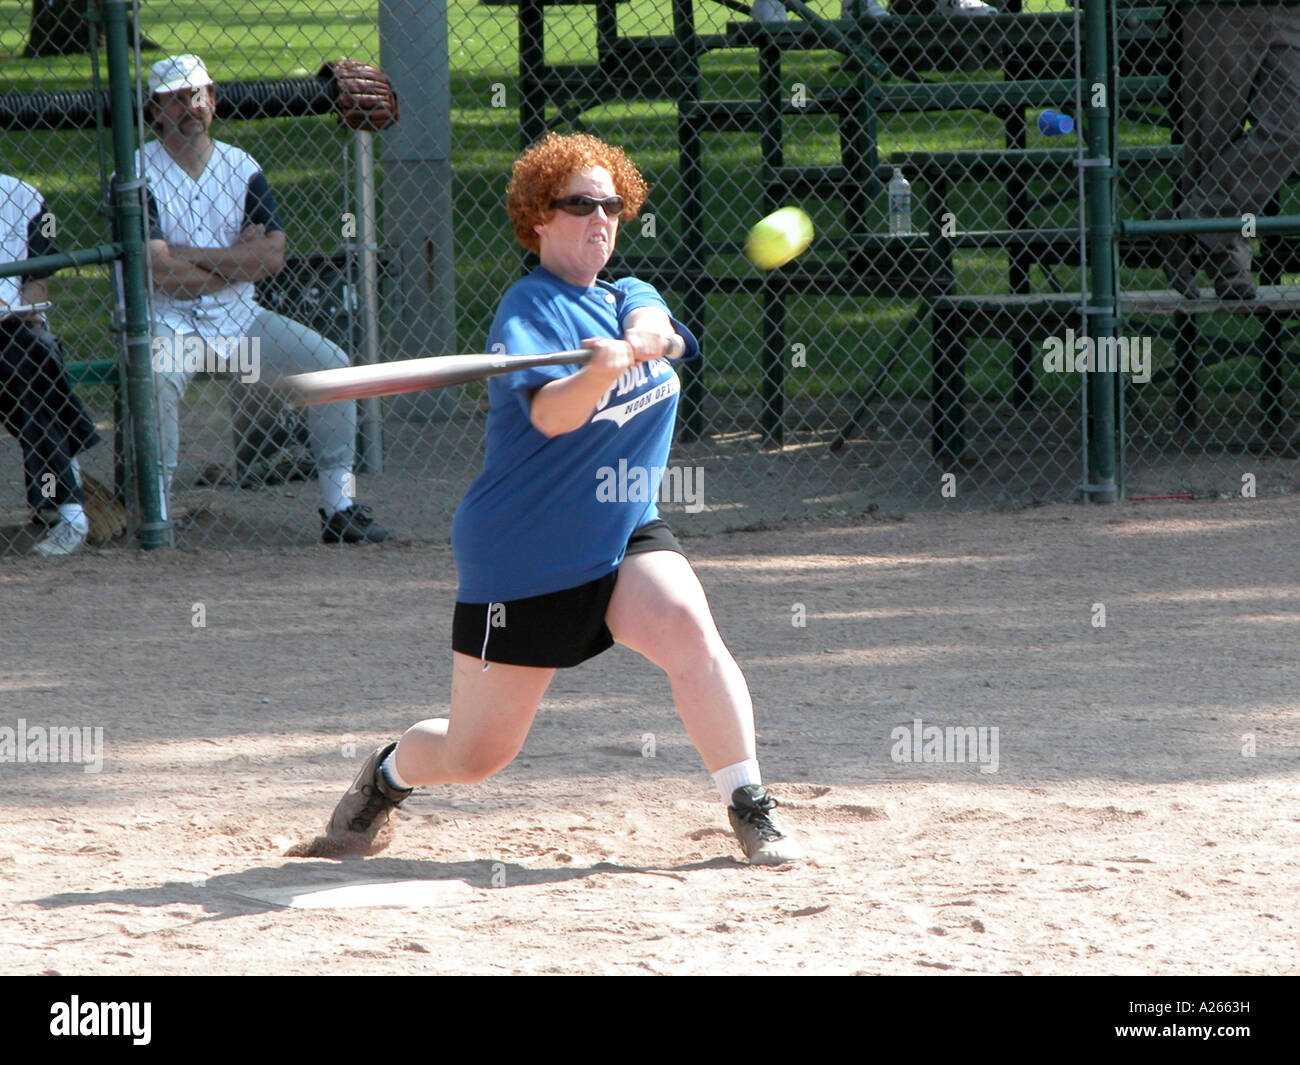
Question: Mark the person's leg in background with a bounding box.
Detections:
[0,320,101,555]
[1178,8,1300,298]
[249,307,394,542]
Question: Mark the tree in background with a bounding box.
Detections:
[26,0,158,58]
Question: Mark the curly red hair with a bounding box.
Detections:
[506,132,649,254]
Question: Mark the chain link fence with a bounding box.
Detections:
[1,0,1296,555]
[1114,0,1300,500]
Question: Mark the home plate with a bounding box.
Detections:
[233,878,476,910]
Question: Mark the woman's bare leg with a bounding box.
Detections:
[394,652,555,785]
[604,551,755,773]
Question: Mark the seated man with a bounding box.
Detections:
[0,173,102,557]
[140,54,393,542]
[1164,6,1300,300]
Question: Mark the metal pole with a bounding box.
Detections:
[1081,0,1117,503]
[675,0,706,440]
[102,0,169,546]
[379,0,457,422]
[353,129,384,474]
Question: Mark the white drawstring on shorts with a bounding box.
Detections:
[480,604,495,672]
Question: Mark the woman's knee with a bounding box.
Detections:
[397,719,521,785]
[443,742,521,784]
[649,595,721,657]
[450,758,509,785]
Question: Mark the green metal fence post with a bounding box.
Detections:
[102,0,168,547]
[674,0,706,441]
[1082,0,1118,503]
[757,32,785,447]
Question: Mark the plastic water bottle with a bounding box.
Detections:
[888,168,912,236]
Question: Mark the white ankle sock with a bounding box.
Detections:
[380,748,410,790]
[713,759,761,806]
[318,468,355,517]
[57,503,89,535]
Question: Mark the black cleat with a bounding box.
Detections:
[320,503,395,544]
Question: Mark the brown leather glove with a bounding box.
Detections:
[81,472,127,546]
[319,60,400,132]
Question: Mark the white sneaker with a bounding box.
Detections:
[936,0,997,14]
[842,0,891,16]
[31,520,88,557]
[751,0,788,22]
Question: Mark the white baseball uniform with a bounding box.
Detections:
[139,139,356,500]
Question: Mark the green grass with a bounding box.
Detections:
[3,0,1297,407]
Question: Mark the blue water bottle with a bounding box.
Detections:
[1038,110,1075,136]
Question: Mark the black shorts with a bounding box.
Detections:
[451,519,685,669]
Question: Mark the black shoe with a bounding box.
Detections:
[728,785,804,865]
[1205,241,1256,301]
[320,503,395,544]
[1215,277,1257,301]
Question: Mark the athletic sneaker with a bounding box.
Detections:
[728,785,804,865]
[319,503,395,544]
[31,520,88,557]
[317,741,412,856]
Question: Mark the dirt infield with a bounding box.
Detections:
[1,497,1297,975]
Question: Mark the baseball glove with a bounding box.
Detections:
[81,472,127,546]
[319,60,400,132]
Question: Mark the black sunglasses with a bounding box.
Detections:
[550,194,625,217]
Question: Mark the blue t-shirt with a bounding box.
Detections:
[452,266,699,602]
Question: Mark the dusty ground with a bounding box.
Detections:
[0,497,1297,975]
